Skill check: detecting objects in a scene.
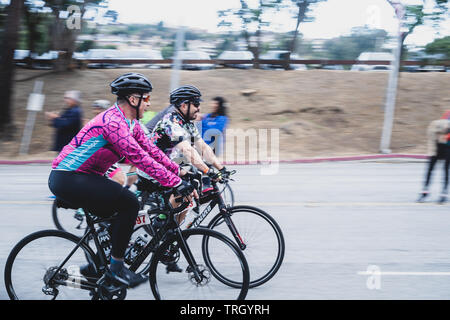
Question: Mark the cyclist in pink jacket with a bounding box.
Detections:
[49,73,195,288]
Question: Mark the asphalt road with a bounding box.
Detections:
[1,160,449,300]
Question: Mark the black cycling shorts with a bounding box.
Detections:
[48,170,139,258]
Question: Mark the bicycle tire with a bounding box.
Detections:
[52,200,87,238]
[149,228,249,300]
[206,205,285,288]
[4,229,99,300]
[221,183,235,207]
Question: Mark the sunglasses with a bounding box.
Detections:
[131,94,151,103]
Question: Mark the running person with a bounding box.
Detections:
[48,73,195,288]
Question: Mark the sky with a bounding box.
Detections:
[106,0,450,47]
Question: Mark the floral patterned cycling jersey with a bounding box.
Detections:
[52,103,181,188]
[149,110,201,160]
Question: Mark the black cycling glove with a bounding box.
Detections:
[175,180,194,197]
[207,166,228,181]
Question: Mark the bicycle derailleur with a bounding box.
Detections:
[42,266,69,298]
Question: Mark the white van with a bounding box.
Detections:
[117,49,165,68]
[259,50,307,70]
[218,50,254,69]
[174,51,215,70]
[351,52,394,71]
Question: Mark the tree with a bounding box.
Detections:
[218,0,283,68]
[0,0,24,137]
[52,1,106,70]
[22,0,53,65]
[391,0,449,60]
[425,36,450,59]
[283,0,326,69]
[323,27,388,60]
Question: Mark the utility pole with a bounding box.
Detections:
[19,81,45,155]
[380,1,405,154]
[170,27,185,92]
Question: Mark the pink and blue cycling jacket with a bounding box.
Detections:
[52,104,181,188]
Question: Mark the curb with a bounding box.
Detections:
[0,159,53,165]
[0,154,428,165]
[224,154,428,165]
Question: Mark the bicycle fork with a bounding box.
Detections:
[174,229,204,283]
[221,210,247,251]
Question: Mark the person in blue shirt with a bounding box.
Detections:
[45,90,83,152]
[200,97,229,156]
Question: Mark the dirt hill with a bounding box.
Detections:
[1,68,449,161]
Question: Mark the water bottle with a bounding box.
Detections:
[185,206,200,229]
[124,233,150,265]
[152,213,167,231]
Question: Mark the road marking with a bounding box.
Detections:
[0,201,51,205]
[239,202,448,207]
[358,271,450,276]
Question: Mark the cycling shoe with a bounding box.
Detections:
[106,266,148,288]
[438,193,448,204]
[166,262,183,273]
[417,191,429,203]
[80,263,99,280]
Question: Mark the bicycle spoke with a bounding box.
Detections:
[151,229,248,300]
[209,207,285,288]
[6,232,97,300]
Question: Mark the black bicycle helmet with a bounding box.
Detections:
[169,85,202,106]
[110,72,153,97]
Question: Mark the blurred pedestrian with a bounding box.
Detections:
[418,113,450,204]
[91,99,110,116]
[45,90,83,152]
[199,97,229,156]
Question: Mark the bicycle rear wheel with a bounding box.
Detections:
[220,183,235,207]
[52,200,87,238]
[207,205,285,288]
[149,228,249,300]
[4,230,99,300]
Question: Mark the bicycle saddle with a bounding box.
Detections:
[54,197,79,210]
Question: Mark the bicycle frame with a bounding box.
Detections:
[46,195,200,292]
[187,181,247,250]
[128,201,198,275]
[45,212,114,291]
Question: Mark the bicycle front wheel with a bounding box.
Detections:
[149,228,249,300]
[207,205,285,288]
[4,230,98,300]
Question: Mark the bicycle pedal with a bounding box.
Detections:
[97,274,127,292]
[186,265,194,273]
[96,275,127,300]
[166,262,183,273]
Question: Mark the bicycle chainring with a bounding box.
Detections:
[160,244,180,265]
[96,276,127,300]
[43,266,68,287]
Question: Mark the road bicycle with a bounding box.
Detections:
[52,167,284,289]
[4,190,250,300]
[51,170,234,238]
[136,168,285,289]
